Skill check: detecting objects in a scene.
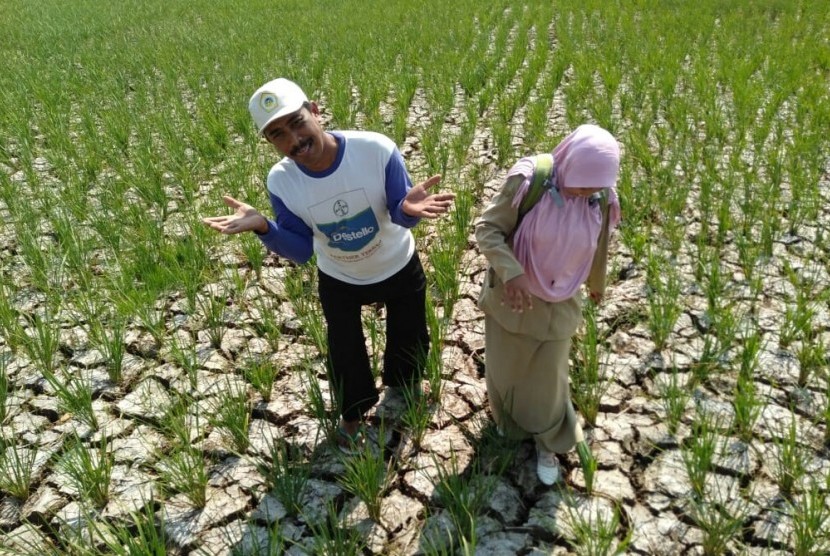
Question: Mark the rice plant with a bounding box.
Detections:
[562,497,631,556]
[208,384,252,454]
[770,415,808,499]
[0,438,38,500]
[256,438,311,519]
[571,302,608,427]
[682,407,720,499]
[58,435,113,508]
[338,428,394,522]
[431,452,495,548]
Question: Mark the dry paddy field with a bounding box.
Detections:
[0,0,829,554]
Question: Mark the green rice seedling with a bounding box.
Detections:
[169,334,200,389]
[250,296,283,353]
[242,357,279,403]
[682,407,720,499]
[115,286,167,346]
[731,374,761,443]
[42,369,98,430]
[770,415,808,499]
[302,364,338,441]
[239,232,266,281]
[302,304,328,360]
[431,452,495,546]
[645,252,682,350]
[208,384,252,454]
[197,293,228,350]
[58,435,113,508]
[823,369,830,447]
[687,496,748,556]
[428,228,464,321]
[659,367,690,436]
[789,475,830,556]
[257,438,311,519]
[571,302,609,427]
[0,284,25,353]
[157,444,209,509]
[362,306,384,380]
[88,315,126,384]
[0,438,37,500]
[561,496,630,556]
[338,427,393,522]
[304,502,366,556]
[96,496,172,556]
[423,295,445,403]
[796,338,826,389]
[576,441,598,496]
[737,326,762,381]
[0,353,9,423]
[450,184,476,245]
[399,383,432,449]
[22,311,61,376]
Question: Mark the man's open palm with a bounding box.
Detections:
[202,196,268,235]
[402,175,455,218]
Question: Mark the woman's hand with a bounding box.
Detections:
[502,274,534,312]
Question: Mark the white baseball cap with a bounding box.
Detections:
[248,78,309,134]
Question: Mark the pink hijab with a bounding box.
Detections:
[508,124,621,303]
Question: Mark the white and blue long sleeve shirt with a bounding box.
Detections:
[257,131,419,285]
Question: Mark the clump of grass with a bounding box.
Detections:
[561,496,631,555]
[242,357,279,402]
[645,252,682,350]
[157,445,209,508]
[303,364,338,442]
[687,496,748,555]
[98,497,172,555]
[58,435,113,508]
[770,414,808,499]
[658,367,690,436]
[789,476,830,556]
[681,407,720,499]
[0,352,10,423]
[208,384,252,453]
[256,438,311,518]
[571,302,609,427]
[42,369,99,430]
[338,426,394,522]
[0,438,38,500]
[731,373,761,443]
[399,383,432,448]
[305,503,367,555]
[431,452,495,549]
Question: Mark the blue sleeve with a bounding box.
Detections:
[255,192,314,263]
[385,148,420,228]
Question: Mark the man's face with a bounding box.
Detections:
[262,103,326,166]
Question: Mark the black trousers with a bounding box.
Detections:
[317,252,430,421]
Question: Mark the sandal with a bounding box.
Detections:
[335,422,365,455]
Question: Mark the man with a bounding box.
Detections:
[203,78,454,451]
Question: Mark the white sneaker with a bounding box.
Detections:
[536,448,561,485]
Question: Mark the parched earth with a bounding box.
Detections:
[1,166,828,555]
[1,79,830,555]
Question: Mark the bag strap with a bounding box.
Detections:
[517,153,553,221]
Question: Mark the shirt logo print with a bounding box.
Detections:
[333,200,349,217]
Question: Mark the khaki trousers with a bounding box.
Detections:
[479,276,584,453]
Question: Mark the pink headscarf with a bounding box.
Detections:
[508,124,621,303]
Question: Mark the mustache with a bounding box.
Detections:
[291,138,313,157]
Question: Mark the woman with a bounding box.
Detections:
[475,124,621,485]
